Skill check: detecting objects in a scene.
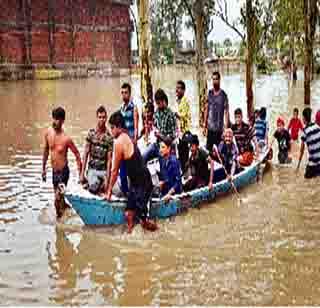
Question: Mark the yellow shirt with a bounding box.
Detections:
[177,96,191,134]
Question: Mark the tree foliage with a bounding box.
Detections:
[150,0,183,64]
[269,0,304,59]
[180,0,215,49]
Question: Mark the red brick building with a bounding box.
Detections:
[0,0,132,69]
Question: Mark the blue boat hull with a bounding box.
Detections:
[65,155,267,226]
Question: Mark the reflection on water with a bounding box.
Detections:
[0,67,320,305]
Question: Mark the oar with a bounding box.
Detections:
[213,145,242,202]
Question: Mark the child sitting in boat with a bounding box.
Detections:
[231,108,257,167]
[183,134,214,192]
[158,137,182,202]
[214,129,240,180]
[270,117,292,164]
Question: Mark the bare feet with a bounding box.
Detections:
[124,210,135,234]
[55,202,63,219]
[141,219,158,232]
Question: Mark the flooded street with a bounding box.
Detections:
[1,67,320,305]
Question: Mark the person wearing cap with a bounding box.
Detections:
[158,137,182,202]
[215,129,240,180]
[270,117,292,164]
[183,134,214,192]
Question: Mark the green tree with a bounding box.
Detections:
[137,0,153,103]
[270,0,304,68]
[150,0,183,65]
[180,0,216,126]
[213,0,264,117]
[304,0,318,105]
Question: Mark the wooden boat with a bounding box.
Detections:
[64,149,270,226]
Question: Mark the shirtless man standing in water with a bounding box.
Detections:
[42,107,82,218]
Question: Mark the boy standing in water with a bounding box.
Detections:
[42,107,82,218]
[288,108,304,142]
[271,117,292,164]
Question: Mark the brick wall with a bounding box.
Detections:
[0,0,20,23]
[0,30,25,63]
[54,30,73,63]
[0,0,132,67]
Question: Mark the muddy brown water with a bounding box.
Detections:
[1,67,320,305]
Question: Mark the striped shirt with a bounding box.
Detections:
[231,122,255,153]
[121,100,135,138]
[254,118,268,142]
[301,123,320,166]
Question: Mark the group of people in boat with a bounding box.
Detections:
[41,71,320,232]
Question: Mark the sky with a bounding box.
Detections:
[131,0,243,50]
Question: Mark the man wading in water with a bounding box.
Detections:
[106,111,157,233]
[42,107,82,218]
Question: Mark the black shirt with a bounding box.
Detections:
[189,148,210,182]
[274,129,291,153]
[125,146,152,189]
